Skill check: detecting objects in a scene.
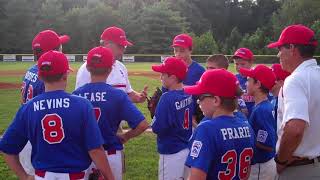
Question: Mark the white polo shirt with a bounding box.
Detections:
[279,59,320,158]
[75,60,133,93]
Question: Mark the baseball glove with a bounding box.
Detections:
[147,87,163,118]
[88,169,103,180]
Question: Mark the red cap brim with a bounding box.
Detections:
[59,35,70,44]
[239,68,254,78]
[171,44,189,49]
[152,65,166,73]
[267,41,281,48]
[119,40,133,47]
[232,54,250,60]
[184,84,206,95]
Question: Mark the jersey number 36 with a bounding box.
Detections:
[41,114,65,144]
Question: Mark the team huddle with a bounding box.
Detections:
[0,24,319,180]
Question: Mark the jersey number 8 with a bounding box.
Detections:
[41,114,65,144]
[218,148,253,180]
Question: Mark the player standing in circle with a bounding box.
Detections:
[19,30,70,175]
[268,25,320,179]
[73,46,149,180]
[75,26,147,103]
[239,65,277,180]
[151,57,193,180]
[184,69,255,180]
[270,64,290,130]
[0,51,114,180]
[231,48,255,117]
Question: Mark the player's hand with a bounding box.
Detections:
[22,174,34,180]
[117,133,129,144]
[137,85,148,103]
[276,163,286,174]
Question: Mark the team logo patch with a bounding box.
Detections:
[257,130,268,143]
[190,140,202,158]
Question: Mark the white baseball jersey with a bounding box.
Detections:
[279,59,320,158]
[75,60,133,93]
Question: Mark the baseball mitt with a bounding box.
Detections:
[147,87,163,118]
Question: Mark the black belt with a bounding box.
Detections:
[288,156,320,167]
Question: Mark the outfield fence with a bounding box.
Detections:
[0,54,319,64]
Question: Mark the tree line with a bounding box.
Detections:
[0,0,319,55]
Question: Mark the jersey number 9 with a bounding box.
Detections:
[41,114,65,144]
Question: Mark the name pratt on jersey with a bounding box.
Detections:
[25,71,38,83]
[78,92,107,102]
[33,98,70,111]
[220,127,251,140]
[175,96,192,110]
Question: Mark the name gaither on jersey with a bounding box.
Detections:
[175,96,192,110]
[33,98,70,111]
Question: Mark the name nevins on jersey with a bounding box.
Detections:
[33,98,70,111]
[77,92,107,102]
[25,71,38,83]
[175,96,192,110]
[220,126,251,140]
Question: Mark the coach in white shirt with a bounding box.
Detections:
[76,26,147,103]
[268,24,319,179]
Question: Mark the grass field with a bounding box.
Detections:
[0,62,240,179]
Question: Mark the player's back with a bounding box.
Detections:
[188,116,255,180]
[21,64,45,103]
[73,82,144,150]
[21,90,102,172]
[152,90,194,154]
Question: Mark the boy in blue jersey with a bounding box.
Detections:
[19,30,70,176]
[73,46,149,180]
[151,57,193,180]
[206,54,248,120]
[232,48,255,117]
[184,69,255,180]
[0,51,114,180]
[239,65,277,180]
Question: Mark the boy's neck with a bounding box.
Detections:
[90,75,107,83]
[185,57,193,66]
[212,108,234,118]
[45,82,66,92]
[168,82,183,91]
[253,91,268,105]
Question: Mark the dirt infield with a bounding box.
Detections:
[0,70,158,90]
[0,82,21,90]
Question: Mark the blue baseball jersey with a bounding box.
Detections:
[236,74,255,118]
[21,64,45,104]
[151,90,194,154]
[270,96,278,130]
[73,82,145,151]
[249,100,276,164]
[185,116,255,180]
[0,90,104,173]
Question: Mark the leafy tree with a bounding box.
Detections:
[192,31,219,55]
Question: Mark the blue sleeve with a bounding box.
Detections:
[120,93,145,129]
[0,106,28,154]
[251,108,276,148]
[39,81,45,95]
[151,95,170,134]
[82,101,104,151]
[185,125,215,173]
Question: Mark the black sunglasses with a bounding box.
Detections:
[198,94,213,101]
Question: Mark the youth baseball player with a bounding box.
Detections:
[0,51,114,180]
[239,65,277,180]
[19,29,70,175]
[151,57,193,180]
[75,26,147,103]
[184,69,255,180]
[73,46,149,180]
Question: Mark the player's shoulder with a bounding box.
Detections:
[115,60,127,70]
[191,60,205,70]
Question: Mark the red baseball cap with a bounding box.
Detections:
[268,24,318,48]
[171,34,193,49]
[100,26,133,47]
[38,50,72,77]
[152,57,188,80]
[239,65,276,90]
[232,48,254,61]
[32,30,70,57]
[184,69,239,98]
[87,46,114,69]
[271,64,291,81]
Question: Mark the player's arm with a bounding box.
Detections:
[128,86,148,103]
[256,142,273,152]
[2,153,32,180]
[88,146,115,180]
[118,120,149,144]
[189,167,207,180]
